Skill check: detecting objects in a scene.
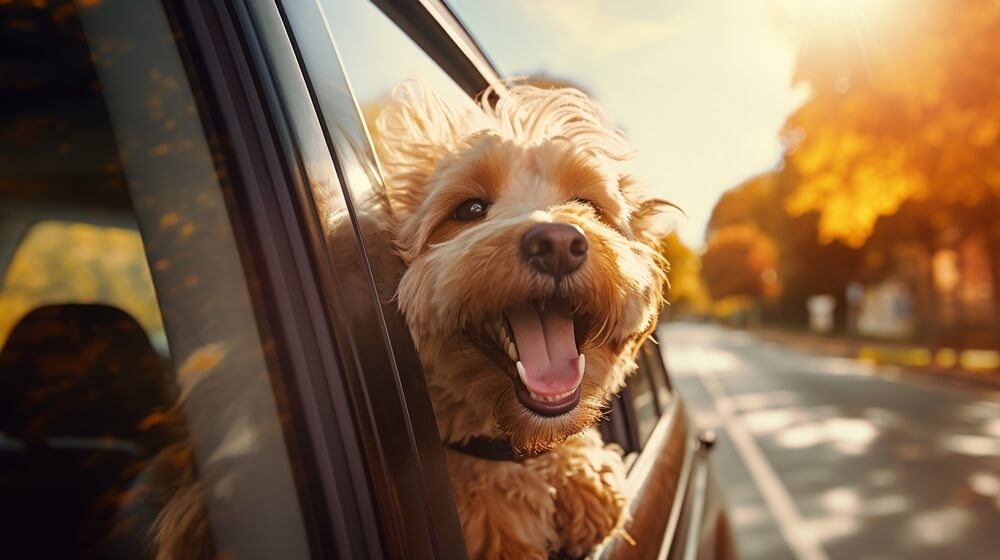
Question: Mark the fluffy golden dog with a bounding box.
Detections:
[373,83,672,559]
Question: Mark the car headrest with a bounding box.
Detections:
[0,303,173,445]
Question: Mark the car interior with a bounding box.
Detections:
[0,3,180,556]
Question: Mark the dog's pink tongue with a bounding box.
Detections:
[507,301,582,396]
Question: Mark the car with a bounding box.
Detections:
[0,0,733,558]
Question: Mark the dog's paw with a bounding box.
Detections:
[447,450,558,560]
[552,465,627,557]
[539,430,629,558]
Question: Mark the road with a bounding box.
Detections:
[659,322,1000,560]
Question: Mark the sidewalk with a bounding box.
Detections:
[747,327,1000,392]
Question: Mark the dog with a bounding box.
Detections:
[138,83,672,560]
[372,83,673,558]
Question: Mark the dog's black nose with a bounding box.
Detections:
[520,223,588,280]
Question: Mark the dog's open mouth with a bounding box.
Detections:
[471,298,593,417]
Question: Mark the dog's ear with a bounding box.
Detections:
[619,174,682,243]
[371,82,471,220]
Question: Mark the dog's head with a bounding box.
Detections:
[374,84,673,455]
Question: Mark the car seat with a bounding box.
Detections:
[0,303,175,559]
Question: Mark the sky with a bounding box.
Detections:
[448,0,809,248]
[328,0,809,249]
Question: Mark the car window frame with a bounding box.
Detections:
[164,0,406,556]
[369,0,503,97]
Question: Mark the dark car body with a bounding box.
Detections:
[0,0,732,558]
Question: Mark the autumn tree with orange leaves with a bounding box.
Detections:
[782,0,999,247]
[659,233,711,316]
[768,0,1000,351]
[701,225,780,302]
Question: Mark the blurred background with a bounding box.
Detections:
[444,0,999,558]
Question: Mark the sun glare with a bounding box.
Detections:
[776,0,905,79]
[777,0,901,43]
[793,0,890,21]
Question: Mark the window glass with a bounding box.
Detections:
[643,342,672,412]
[629,358,660,447]
[323,0,478,138]
[271,0,473,553]
[0,1,309,558]
[0,221,166,353]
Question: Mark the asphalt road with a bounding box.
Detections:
[659,322,1000,560]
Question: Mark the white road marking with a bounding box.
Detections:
[688,345,832,560]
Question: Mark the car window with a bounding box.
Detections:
[629,351,660,447]
[643,341,672,407]
[0,1,310,558]
[0,221,167,354]
[597,341,674,456]
[260,0,471,554]
[326,0,479,127]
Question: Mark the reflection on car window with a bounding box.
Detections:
[0,221,166,352]
[629,359,659,447]
[643,342,672,410]
[0,1,309,558]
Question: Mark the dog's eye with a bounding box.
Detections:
[452,199,490,221]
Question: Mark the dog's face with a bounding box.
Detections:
[379,86,670,454]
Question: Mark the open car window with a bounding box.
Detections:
[328,0,478,119]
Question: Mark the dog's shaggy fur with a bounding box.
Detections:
[372,83,672,558]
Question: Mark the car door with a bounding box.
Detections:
[594,340,734,560]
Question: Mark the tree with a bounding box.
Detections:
[701,225,779,301]
[658,233,710,316]
[708,171,865,328]
[776,0,1000,352]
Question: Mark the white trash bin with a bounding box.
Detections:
[807,295,836,333]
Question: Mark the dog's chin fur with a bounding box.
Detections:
[375,83,672,458]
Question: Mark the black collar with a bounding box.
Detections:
[446,436,524,462]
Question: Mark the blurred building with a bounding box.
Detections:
[857,279,915,339]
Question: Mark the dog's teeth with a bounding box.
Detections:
[516,361,527,385]
[507,341,519,361]
[578,353,585,376]
[526,388,576,403]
